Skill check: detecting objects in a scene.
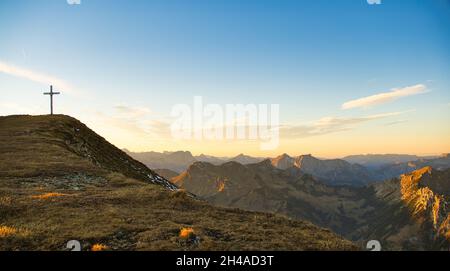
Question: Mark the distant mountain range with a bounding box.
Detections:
[125,150,265,174]
[123,150,197,173]
[128,150,450,187]
[342,154,423,169]
[374,154,450,181]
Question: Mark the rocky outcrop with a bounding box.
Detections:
[400,167,450,244]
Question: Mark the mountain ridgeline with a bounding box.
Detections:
[128,150,450,187]
[342,154,423,169]
[125,150,265,176]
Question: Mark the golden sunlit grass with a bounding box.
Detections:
[179,227,195,239]
[0,196,12,206]
[445,230,450,241]
[0,226,30,238]
[91,243,108,251]
[30,192,68,200]
[0,226,17,237]
[0,177,356,251]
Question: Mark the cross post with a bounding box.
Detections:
[43,85,61,115]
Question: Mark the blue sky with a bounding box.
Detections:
[0,0,449,157]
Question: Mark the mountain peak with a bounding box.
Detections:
[228,154,264,165]
[277,153,293,160]
[271,153,294,170]
[295,154,320,165]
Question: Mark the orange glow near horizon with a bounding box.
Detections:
[80,104,450,159]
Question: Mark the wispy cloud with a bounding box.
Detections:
[113,105,152,118]
[94,105,171,138]
[342,84,428,110]
[0,60,75,94]
[281,111,411,138]
[384,120,407,126]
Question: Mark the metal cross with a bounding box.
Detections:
[43,85,61,115]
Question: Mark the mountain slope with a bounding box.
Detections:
[0,115,356,251]
[361,167,450,250]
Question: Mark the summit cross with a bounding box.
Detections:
[43,85,61,115]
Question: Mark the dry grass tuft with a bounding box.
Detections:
[0,226,17,237]
[91,243,108,251]
[170,189,189,200]
[0,226,30,238]
[179,227,195,239]
[30,192,68,200]
[0,196,12,206]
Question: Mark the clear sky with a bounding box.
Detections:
[0,0,449,158]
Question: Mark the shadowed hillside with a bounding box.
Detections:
[0,115,356,251]
[361,167,450,250]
